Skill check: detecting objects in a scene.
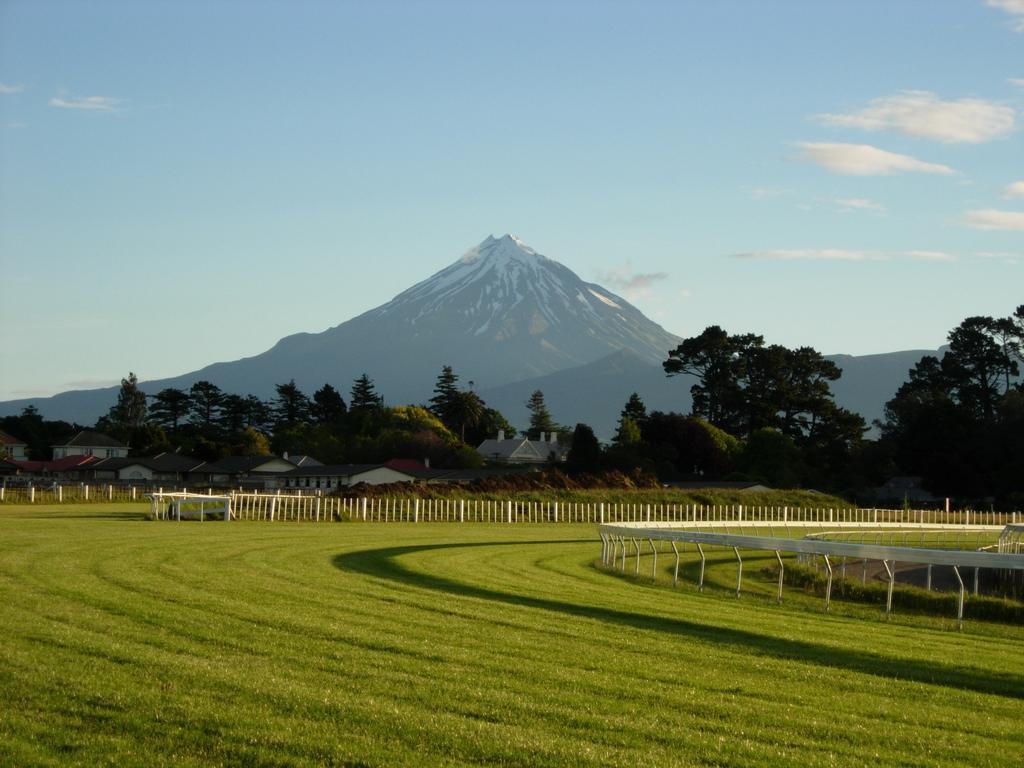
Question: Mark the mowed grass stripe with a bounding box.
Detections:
[0,509,1021,766]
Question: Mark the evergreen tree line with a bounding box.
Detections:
[5,307,1020,503]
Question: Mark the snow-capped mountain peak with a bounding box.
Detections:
[363,235,679,377]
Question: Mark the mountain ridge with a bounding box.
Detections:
[0,235,941,435]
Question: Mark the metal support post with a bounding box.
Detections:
[775,550,784,603]
[823,554,834,612]
[671,541,680,586]
[648,539,657,581]
[953,565,965,631]
[882,559,895,617]
[632,538,641,575]
[696,543,706,591]
[733,546,743,597]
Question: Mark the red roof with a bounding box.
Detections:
[9,455,100,473]
[384,458,429,473]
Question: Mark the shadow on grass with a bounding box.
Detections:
[333,541,1024,701]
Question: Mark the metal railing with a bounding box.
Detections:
[598,520,1024,628]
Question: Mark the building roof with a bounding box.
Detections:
[10,455,102,473]
[0,429,27,447]
[283,463,416,479]
[195,455,295,475]
[90,453,204,473]
[383,458,429,473]
[285,455,322,467]
[54,430,129,449]
[476,436,568,462]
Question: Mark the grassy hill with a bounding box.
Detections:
[1,505,1021,766]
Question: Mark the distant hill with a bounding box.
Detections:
[0,234,937,437]
[480,348,937,440]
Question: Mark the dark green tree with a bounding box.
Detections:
[148,388,192,434]
[312,384,347,425]
[612,415,642,447]
[664,326,759,431]
[428,365,460,426]
[218,394,251,434]
[189,381,224,432]
[566,423,602,473]
[942,316,1016,422]
[620,392,648,425]
[350,374,384,411]
[465,407,515,446]
[273,380,312,425]
[108,372,147,434]
[524,390,557,440]
[447,390,484,443]
[244,395,273,431]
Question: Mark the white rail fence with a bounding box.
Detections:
[189,493,1022,526]
[598,520,1024,628]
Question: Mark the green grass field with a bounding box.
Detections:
[1,505,1022,767]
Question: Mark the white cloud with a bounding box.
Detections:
[817,91,1016,143]
[987,0,1024,32]
[731,249,882,262]
[1003,180,1024,197]
[49,93,122,111]
[595,263,669,299]
[0,83,25,94]
[964,209,1024,230]
[836,197,886,214]
[1009,78,1024,87]
[976,251,1022,264]
[905,250,957,262]
[796,142,955,176]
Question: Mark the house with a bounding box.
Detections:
[188,455,305,489]
[872,476,939,504]
[8,454,101,481]
[51,430,129,460]
[0,457,22,477]
[0,430,29,461]
[88,452,205,483]
[282,464,419,490]
[476,430,569,465]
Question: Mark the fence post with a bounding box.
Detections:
[58,485,63,503]
[30,486,35,504]
[84,484,89,501]
[414,498,419,523]
[782,506,787,523]
[361,497,367,521]
[507,501,513,524]
[599,503,604,524]
[459,499,464,523]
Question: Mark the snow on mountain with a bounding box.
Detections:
[356,233,680,370]
[0,235,683,422]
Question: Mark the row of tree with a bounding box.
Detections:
[6,306,1020,502]
[879,308,1023,502]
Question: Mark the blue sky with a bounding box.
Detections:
[1,0,1022,401]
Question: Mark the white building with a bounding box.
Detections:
[51,430,129,460]
[475,430,569,465]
